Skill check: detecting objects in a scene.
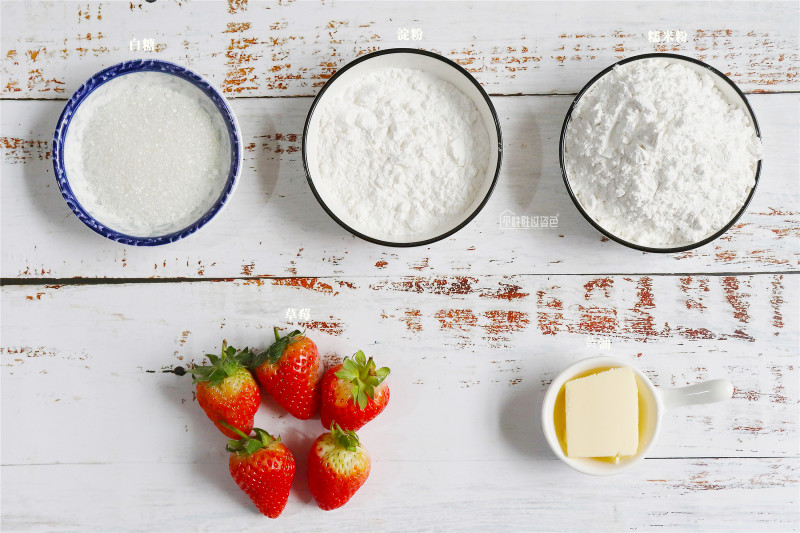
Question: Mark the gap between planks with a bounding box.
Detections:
[2,91,799,103]
[2,271,798,287]
[3,456,796,467]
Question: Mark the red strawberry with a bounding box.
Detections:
[249,328,322,420]
[225,424,296,518]
[308,424,371,510]
[321,350,390,431]
[190,341,260,439]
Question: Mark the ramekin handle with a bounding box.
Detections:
[660,379,734,410]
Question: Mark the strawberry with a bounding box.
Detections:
[248,328,322,420]
[320,350,390,431]
[308,424,371,510]
[189,341,260,439]
[225,423,296,518]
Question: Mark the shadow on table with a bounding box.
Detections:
[158,364,320,510]
[21,102,103,243]
[254,393,318,505]
[248,107,280,205]
[277,425,317,505]
[498,379,553,458]
[258,101,348,244]
[502,103,542,212]
[156,371,257,514]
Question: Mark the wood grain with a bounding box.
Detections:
[2,276,797,528]
[2,459,797,532]
[1,94,797,279]
[2,275,796,467]
[1,1,798,98]
[1,2,798,531]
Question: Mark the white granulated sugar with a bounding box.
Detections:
[314,68,490,241]
[65,72,230,237]
[564,58,762,247]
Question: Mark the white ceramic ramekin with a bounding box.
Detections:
[541,356,733,476]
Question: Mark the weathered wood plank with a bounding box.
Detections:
[2,274,796,468]
[2,3,798,531]
[1,1,798,98]
[1,459,797,532]
[1,94,796,279]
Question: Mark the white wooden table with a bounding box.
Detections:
[1,1,798,531]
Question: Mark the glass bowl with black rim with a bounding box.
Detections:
[302,48,503,247]
[559,53,762,253]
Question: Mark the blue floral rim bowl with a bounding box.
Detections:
[52,59,242,246]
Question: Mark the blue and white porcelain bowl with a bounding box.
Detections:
[52,59,242,246]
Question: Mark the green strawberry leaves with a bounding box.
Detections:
[354,350,367,367]
[375,366,390,382]
[224,424,280,456]
[330,422,360,452]
[188,341,254,387]
[187,328,305,384]
[244,327,304,369]
[334,350,390,411]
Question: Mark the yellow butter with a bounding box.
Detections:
[565,367,639,459]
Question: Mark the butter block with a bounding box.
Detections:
[565,367,639,458]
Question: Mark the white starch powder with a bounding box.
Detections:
[313,68,491,242]
[564,58,762,247]
[65,72,231,237]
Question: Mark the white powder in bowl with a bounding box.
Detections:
[313,68,491,242]
[564,58,762,248]
[64,71,231,237]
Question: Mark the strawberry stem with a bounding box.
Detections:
[225,426,279,455]
[187,341,255,387]
[219,420,250,440]
[246,328,304,369]
[334,351,390,411]
[330,422,360,452]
